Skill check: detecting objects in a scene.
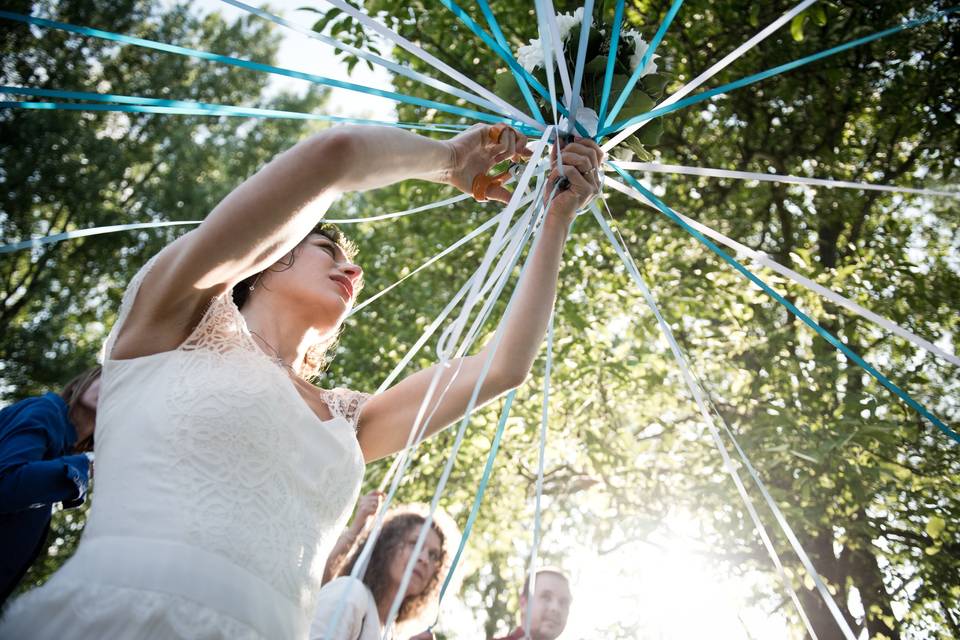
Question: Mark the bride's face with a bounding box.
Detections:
[262,233,363,328]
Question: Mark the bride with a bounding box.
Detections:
[0,124,602,639]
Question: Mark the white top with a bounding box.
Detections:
[310,576,381,640]
[0,257,368,639]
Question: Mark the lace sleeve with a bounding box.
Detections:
[100,254,249,361]
[319,388,371,431]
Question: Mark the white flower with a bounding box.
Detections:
[515,7,589,72]
[624,29,660,77]
[559,106,600,137]
[555,7,584,42]
[517,38,545,72]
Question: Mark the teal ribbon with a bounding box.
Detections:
[219,0,509,118]
[568,0,596,120]
[437,0,589,136]
[0,87,473,133]
[475,0,545,124]
[603,0,684,129]
[595,0,625,135]
[435,0,551,105]
[609,162,959,444]
[435,389,516,606]
[0,10,520,128]
[601,7,959,137]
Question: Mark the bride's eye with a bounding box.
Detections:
[317,242,336,257]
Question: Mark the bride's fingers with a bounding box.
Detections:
[515,131,532,159]
[551,163,592,192]
[489,124,526,164]
[584,166,601,193]
[557,150,594,175]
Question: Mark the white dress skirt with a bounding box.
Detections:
[0,258,369,639]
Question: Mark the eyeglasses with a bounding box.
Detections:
[404,538,442,565]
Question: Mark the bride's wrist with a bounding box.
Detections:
[434,140,457,185]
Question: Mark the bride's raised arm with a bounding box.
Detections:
[357,137,603,461]
[111,124,527,361]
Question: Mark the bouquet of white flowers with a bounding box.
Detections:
[496,5,669,160]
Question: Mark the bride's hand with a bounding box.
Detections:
[544,137,604,223]
[444,123,531,203]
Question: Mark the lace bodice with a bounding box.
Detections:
[77,256,368,634]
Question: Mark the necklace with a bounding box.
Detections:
[249,329,298,375]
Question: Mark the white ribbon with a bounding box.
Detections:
[219,0,506,117]
[602,0,818,151]
[371,187,543,493]
[323,197,535,637]
[380,187,554,638]
[321,0,543,131]
[568,0,595,121]
[605,177,960,367]
[327,161,551,637]
[0,220,202,254]
[591,202,836,640]
[535,0,574,113]
[349,210,497,315]
[523,310,554,639]
[437,130,552,360]
[611,161,960,199]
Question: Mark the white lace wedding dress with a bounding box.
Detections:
[0,258,369,639]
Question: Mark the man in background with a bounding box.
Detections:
[492,566,572,640]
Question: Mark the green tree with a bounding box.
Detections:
[3,0,958,638]
[308,1,960,637]
[0,0,327,397]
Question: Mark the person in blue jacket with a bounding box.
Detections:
[0,365,101,605]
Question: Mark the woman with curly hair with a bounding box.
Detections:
[310,505,459,640]
[0,123,602,639]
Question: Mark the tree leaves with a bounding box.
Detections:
[6,1,960,637]
[790,13,807,42]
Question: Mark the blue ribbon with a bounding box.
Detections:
[435,0,550,105]
[218,0,510,118]
[595,0,625,135]
[437,0,588,136]
[609,162,959,444]
[0,10,521,128]
[603,0,684,129]
[601,7,959,137]
[0,87,472,133]
[475,0,545,124]
[568,0,596,120]
[436,388,516,606]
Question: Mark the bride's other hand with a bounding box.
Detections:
[545,137,604,223]
[445,123,531,204]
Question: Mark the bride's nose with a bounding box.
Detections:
[341,262,362,282]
